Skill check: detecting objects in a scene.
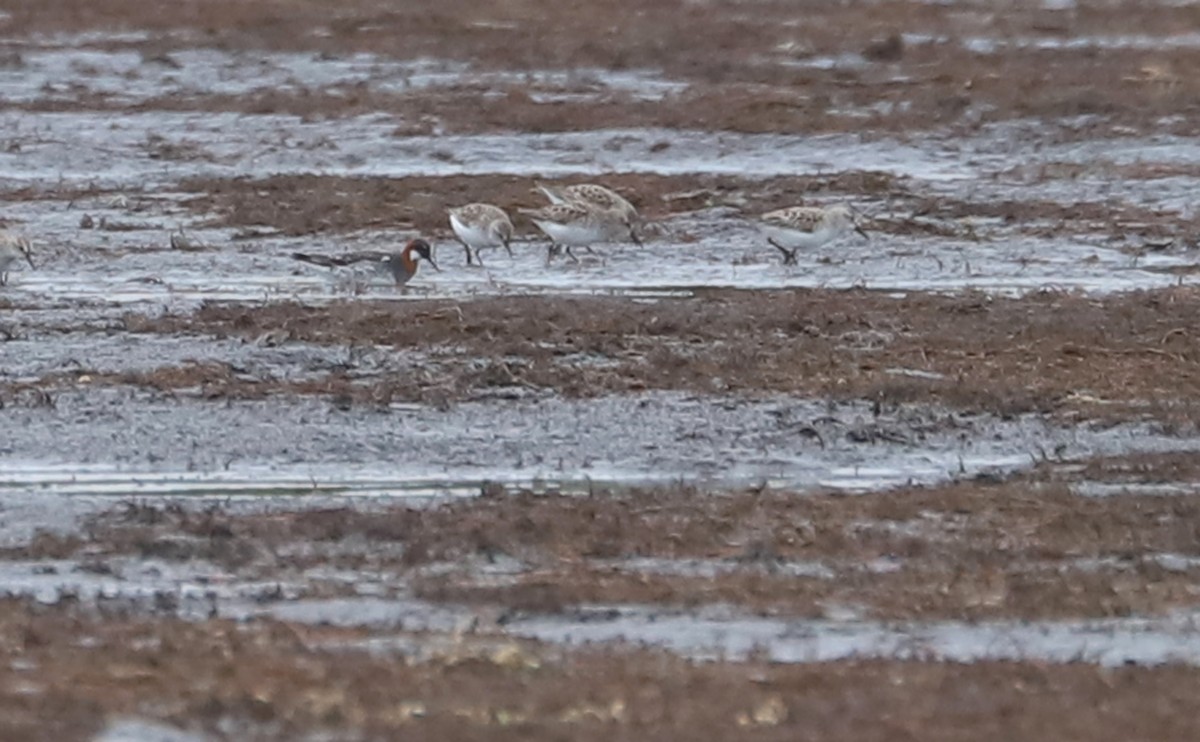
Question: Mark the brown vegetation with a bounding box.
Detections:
[6,599,1200,741]
[111,287,1200,421]
[4,1,1200,135]
[6,2,1200,735]
[4,452,1193,621]
[180,172,904,235]
[175,171,1195,245]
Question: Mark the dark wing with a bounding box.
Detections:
[292,251,391,268]
[519,203,589,222]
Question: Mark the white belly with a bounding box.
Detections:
[450,214,502,248]
[759,223,838,250]
[532,219,610,246]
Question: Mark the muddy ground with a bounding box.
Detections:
[21,452,1200,623]
[7,454,1200,738]
[8,597,1200,742]
[177,171,1197,241]
[7,0,1200,739]
[109,287,1200,419]
[7,0,1200,136]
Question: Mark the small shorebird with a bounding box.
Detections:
[756,205,868,265]
[168,226,207,251]
[535,182,639,224]
[520,203,641,263]
[292,238,438,288]
[0,233,34,286]
[448,203,514,266]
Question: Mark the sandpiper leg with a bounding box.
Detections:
[462,243,474,266]
[565,246,580,263]
[768,239,798,266]
[473,247,485,267]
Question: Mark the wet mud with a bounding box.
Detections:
[7,456,1200,738]
[110,288,1200,418]
[8,597,1200,741]
[5,1,1200,739]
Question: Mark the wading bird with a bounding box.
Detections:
[292,238,439,287]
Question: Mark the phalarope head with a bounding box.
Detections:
[404,238,439,272]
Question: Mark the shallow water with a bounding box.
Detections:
[2,389,1199,548]
[0,113,984,188]
[0,557,293,614]
[0,107,1194,302]
[12,545,1200,668]
[228,592,1200,667]
[2,207,1194,307]
[2,28,1200,683]
[508,604,1200,667]
[93,719,210,742]
[0,330,406,381]
[0,46,683,106]
[1072,481,1200,498]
